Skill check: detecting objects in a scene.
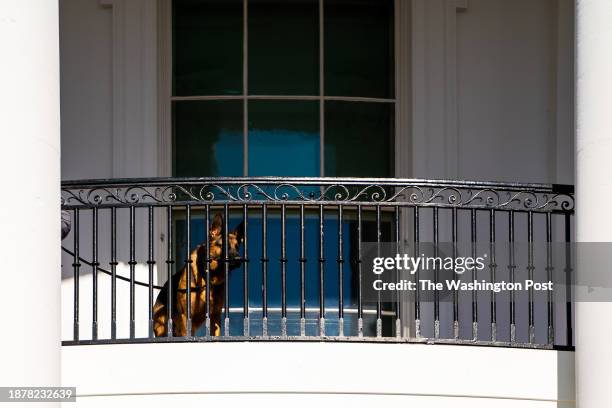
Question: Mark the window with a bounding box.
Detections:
[170,0,397,336]
[172,0,395,178]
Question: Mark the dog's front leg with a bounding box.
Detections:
[210,284,224,336]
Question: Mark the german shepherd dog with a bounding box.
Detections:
[153,213,244,337]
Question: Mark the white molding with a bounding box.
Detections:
[156,0,172,283]
[411,0,426,177]
[105,0,158,178]
[395,0,414,337]
[109,0,124,177]
[410,0,467,310]
[443,0,467,178]
[548,0,559,184]
[541,0,575,187]
[553,0,574,185]
[411,0,467,179]
[104,0,164,280]
[395,0,412,180]
[157,0,172,178]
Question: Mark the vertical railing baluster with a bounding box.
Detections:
[471,208,478,340]
[414,206,421,338]
[243,204,249,336]
[280,204,287,337]
[319,204,326,336]
[433,207,440,339]
[489,209,497,342]
[338,205,344,336]
[509,211,516,343]
[185,205,192,336]
[223,204,230,336]
[299,205,306,336]
[72,209,80,342]
[129,206,135,339]
[166,206,174,337]
[546,212,554,345]
[565,213,573,346]
[110,207,117,340]
[205,205,211,336]
[394,205,401,338]
[376,205,382,338]
[92,207,99,341]
[357,205,363,337]
[527,211,535,343]
[451,207,459,339]
[147,206,155,338]
[101,207,113,340]
[262,204,268,336]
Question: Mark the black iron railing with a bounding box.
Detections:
[61,177,574,349]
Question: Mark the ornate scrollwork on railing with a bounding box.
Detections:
[61,178,574,212]
[388,186,574,211]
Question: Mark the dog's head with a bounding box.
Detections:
[209,212,244,271]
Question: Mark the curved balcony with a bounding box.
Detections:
[60,177,575,350]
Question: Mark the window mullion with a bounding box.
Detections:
[243,0,249,176]
[319,0,325,177]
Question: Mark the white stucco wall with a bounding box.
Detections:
[62,342,575,407]
[412,0,574,184]
[60,0,113,180]
[455,0,574,184]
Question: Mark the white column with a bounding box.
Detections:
[575,1,612,407]
[0,0,61,393]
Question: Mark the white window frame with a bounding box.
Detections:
[157,0,413,334]
[157,0,411,179]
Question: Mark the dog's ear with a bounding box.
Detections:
[232,221,245,244]
[210,213,223,236]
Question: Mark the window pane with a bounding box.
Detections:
[325,0,394,98]
[325,101,393,177]
[173,0,242,96]
[248,101,319,176]
[249,0,319,95]
[173,101,243,176]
